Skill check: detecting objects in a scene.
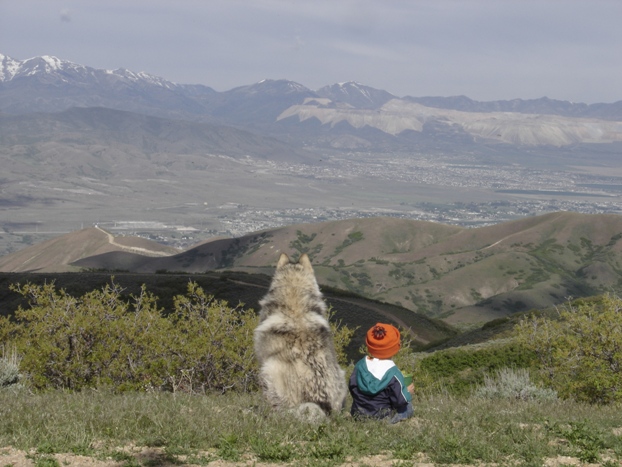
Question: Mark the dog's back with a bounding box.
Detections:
[254,253,347,417]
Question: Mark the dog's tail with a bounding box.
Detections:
[292,402,328,423]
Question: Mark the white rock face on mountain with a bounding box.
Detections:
[278,97,428,134]
[278,98,622,146]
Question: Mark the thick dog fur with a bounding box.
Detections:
[254,253,347,418]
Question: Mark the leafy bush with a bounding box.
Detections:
[166,281,260,393]
[0,280,259,392]
[327,307,356,367]
[514,294,622,404]
[4,281,175,391]
[474,367,557,401]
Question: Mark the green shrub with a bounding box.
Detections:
[3,281,175,391]
[514,293,622,404]
[0,344,22,388]
[327,307,356,367]
[168,281,259,393]
[0,280,259,392]
[474,367,557,401]
[408,343,535,396]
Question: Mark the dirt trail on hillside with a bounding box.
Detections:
[95,226,172,257]
[479,212,566,251]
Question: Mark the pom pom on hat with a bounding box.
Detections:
[366,323,401,359]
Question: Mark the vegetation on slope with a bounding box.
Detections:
[0,281,260,392]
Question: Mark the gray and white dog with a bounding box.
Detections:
[254,253,347,419]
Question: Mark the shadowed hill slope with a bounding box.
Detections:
[0,271,456,360]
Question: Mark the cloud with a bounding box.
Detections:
[59,8,71,22]
[331,40,406,63]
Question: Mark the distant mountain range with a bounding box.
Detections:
[2,53,622,149]
[2,212,621,327]
[3,53,622,330]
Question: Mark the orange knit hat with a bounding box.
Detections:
[366,323,401,359]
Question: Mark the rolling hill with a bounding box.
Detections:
[2,212,621,327]
[2,53,622,331]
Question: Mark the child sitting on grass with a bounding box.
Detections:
[349,323,414,423]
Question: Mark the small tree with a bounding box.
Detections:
[169,281,259,393]
[327,306,356,368]
[4,281,173,390]
[514,294,622,404]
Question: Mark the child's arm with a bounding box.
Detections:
[387,375,412,412]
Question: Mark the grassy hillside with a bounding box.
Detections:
[4,212,622,327]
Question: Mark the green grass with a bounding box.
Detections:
[1,388,621,466]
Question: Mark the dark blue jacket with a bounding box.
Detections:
[349,357,412,418]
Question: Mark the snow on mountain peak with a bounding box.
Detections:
[0,53,182,91]
[0,53,20,81]
[287,81,308,92]
[247,79,310,94]
[40,55,63,70]
[337,81,362,88]
[111,67,173,86]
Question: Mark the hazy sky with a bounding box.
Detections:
[1,0,621,104]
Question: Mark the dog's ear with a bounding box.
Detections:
[277,253,290,269]
[299,253,313,272]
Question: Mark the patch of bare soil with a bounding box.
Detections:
[1,448,427,467]
[2,445,607,467]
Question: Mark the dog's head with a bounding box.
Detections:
[272,253,318,292]
[259,252,326,318]
[276,252,313,272]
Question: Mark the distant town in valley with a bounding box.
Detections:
[91,150,622,250]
